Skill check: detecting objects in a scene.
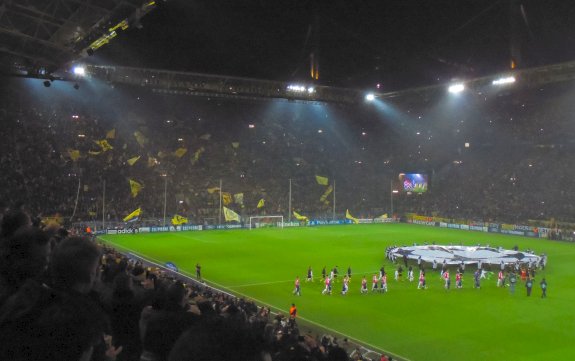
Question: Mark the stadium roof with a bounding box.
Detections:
[2,1,574,91]
[0,0,157,78]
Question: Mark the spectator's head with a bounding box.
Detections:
[168,317,265,361]
[50,236,101,294]
[112,272,133,299]
[0,209,31,239]
[0,226,50,293]
[164,280,187,311]
[0,285,106,361]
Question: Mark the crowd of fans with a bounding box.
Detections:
[0,208,390,361]
[2,77,575,227]
[1,77,575,226]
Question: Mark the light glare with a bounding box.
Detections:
[73,66,85,76]
[448,83,465,93]
[365,93,375,101]
[492,76,516,85]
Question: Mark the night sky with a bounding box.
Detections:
[95,0,575,91]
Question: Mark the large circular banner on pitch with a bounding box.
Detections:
[389,245,541,266]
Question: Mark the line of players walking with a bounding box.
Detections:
[293,261,548,297]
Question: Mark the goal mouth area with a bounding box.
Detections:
[248,215,284,229]
[389,245,541,266]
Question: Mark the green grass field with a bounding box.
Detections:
[100,223,575,361]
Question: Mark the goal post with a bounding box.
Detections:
[249,215,284,230]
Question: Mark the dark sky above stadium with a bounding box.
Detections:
[96,0,575,91]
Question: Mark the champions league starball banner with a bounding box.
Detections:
[389,245,541,266]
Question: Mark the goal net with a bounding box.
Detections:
[249,215,284,229]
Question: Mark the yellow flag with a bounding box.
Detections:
[171,214,188,225]
[376,213,388,219]
[223,206,240,222]
[134,131,147,147]
[257,199,265,208]
[94,139,113,152]
[129,179,143,198]
[316,175,329,186]
[106,129,116,139]
[192,147,205,165]
[207,187,220,194]
[293,211,308,221]
[320,185,333,202]
[231,142,240,149]
[127,156,141,166]
[234,193,244,205]
[346,209,359,224]
[174,147,187,158]
[222,192,232,206]
[67,149,81,161]
[123,207,141,222]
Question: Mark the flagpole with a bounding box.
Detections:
[288,178,292,222]
[69,178,81,222]
[218,179,222,224]
[102,179,106,230]
[390,179,393,216]
[163,175,167,226]
[332,179,336,221]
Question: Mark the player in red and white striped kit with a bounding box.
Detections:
[322,276,332,295]
[361,276,368,294]
[371,274,379,292]
[380,273,388,293]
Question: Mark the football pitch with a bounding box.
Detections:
[100,223,575,361]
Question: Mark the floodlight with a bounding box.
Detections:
[448,83,465,93]
[73,66,85,76]
[365,93,375,101]
[492,76,516,85]
[307,87,315,93]
[287,84,306,92]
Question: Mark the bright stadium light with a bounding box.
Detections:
[307,87,315,93]
[287,84,306,92]
[73,66,86,76]
[365,93,375,101]
[448,83,465,94]
[492,76,516,85]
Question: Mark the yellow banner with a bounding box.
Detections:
[94,139,113,152]
[129,179,143,198]
[171,214,188,225]
[123,207,141,222]
[67,149,81,161]
[346,209,359,224]
[222,192,232,205]
[223,206,240,222]
[293,211,308,221]
[134,131,147,147]
[315,175,329,186]
[320,185,333,202]
[174,147,187,158]
[257,198,265,208]
[127,156,140,166]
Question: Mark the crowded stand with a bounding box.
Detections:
[1,78,575,226]
[1,74,574,361]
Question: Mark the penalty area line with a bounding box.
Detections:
[99,238,412,361]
